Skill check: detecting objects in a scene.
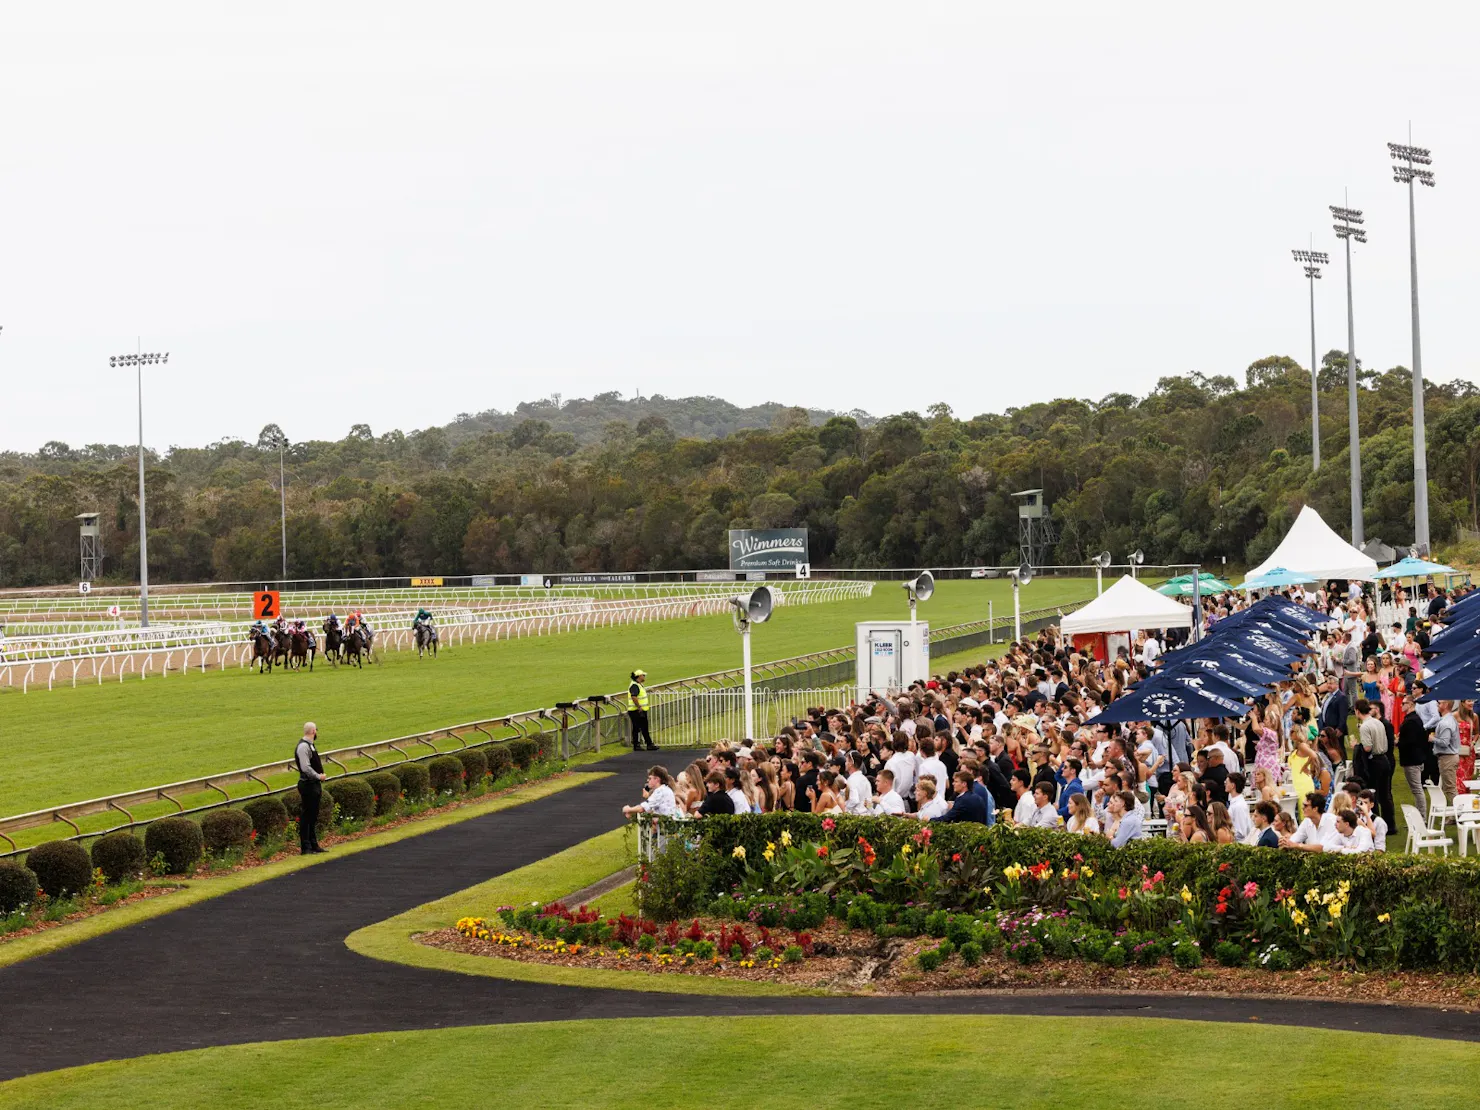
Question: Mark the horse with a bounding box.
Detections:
[341,626,368,669]
[247,629,274,673]
[289,629,316,671]
[414,618,439,659]
[271,627,292,670]
[321,620,342,666]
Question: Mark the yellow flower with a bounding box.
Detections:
[1081,865,1094,879]
[1328,903,1342,920]
[901,844,914,858]
[732,846,746,860]
[1291,909,1307,927]
[1378,913,1392,924]
[762,847,775,862]
[1060,868,1071,879]
[1304,888,1319,906]
[780,830,792,847]
[1179,886,1193,904]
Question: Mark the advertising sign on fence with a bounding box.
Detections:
[560,573,638,584]
[729,528,809,571]
[695,570,738,583]
[471,575,497,587]
[410,577,445,587]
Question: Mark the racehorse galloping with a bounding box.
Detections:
[342,626,369,669]
[322,619,343,666]
[289,628,316,672]
[271,625,292,671]
[413,616,439,659]
[247,627,274,673]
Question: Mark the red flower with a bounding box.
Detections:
[951,853,962,863]
[817,846,829,857]
[1218,862,1230,873]
[1118,887,1129,900]
[1215,904,1228,914]
[822,818,836,832]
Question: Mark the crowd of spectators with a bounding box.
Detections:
[624,578,1477,856]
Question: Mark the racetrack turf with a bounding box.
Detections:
[0,578,1094,815]
[5,1015,1480,1109]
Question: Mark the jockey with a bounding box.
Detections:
[412,607,433,629]
[249,620,267,639]
[325,612,340,631]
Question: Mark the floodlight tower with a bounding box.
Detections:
[1291,247,1330,470]
[1330,203,1366,546]
[1389,138,1436,555]
[109,348,169,627]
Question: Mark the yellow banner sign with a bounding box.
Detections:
[410,577,444,587]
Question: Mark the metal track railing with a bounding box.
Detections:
[0,604,1070,858]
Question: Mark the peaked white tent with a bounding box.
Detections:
[1061,574,1192,635]
[1246,505,1378,582]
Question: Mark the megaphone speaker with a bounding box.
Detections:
[904,570,935,602]
[747,585,774,624]
[1016,562,1033,586]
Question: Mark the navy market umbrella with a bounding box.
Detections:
[1095,678,1248,724]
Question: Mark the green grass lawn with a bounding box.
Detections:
[0,578,1095,816]
[4,1015,1478,1108]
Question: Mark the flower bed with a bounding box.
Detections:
[634,815,1480,975]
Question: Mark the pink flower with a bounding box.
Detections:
[822,818,836,832]
[1242,881,1259,899]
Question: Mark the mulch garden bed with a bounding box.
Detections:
[418,915,1480,1010]
[2,883,184,943]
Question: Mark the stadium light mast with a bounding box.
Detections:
[1291,247,1329,471]
[1331,201,1366,546]
[1389,137,1436,555]
[278,431,289,582]
[109,348,169,627]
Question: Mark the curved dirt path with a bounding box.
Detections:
[0,750,1475,1080]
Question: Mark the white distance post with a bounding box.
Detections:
[741,621,754,741]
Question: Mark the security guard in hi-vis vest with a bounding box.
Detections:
[628,669,657,751]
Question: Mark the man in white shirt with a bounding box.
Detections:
[884,737,917,804]
[872,769,907,816]
[1226,774,1253,842]
[1142,633,1162,668]
[1281,794,1340,852]
[623,767,679,819]
[1026,783,1061,829]
[844,752,873,814]
[1330,810,1374,853]
[916,737,949,804]
[1010,771,1035,825]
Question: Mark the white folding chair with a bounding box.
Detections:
[1404,803,1454,855]
[1453,795,1480,857]
[1424,784,1456,832]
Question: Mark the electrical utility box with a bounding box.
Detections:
[855,621,930,702]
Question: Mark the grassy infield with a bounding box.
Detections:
[5,578,1475,1105]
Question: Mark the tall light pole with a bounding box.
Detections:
[110,349,169,627]
[1291,247,1329,470]
[1389,138,1436,555]
[1331,203,1366,546]
[278,431,289,581]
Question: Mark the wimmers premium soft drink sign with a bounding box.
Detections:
[729,528,809,571]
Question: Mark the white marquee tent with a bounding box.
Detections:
[1245,505,1378,582]
[1060,574,1193,635]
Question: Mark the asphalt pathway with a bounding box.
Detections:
[1,750,1477,1081]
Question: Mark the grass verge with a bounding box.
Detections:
[0,768,606,971]
[346,828,826,997]
[4,1015,1479,1108]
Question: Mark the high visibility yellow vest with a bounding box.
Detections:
[630,681,649,711]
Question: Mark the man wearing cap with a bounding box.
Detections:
[628,669,657,752]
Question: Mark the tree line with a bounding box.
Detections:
[2,359,1477,588]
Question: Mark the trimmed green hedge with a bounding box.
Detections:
[485,744,514,780]
[91,831,147,884]
[145,817,204,875]
[200,809,254,854]
[507,738,538,770]
[393,761,431,800]
[365,772,403,815]
[427,756,465,795]
[26,839,93,898]
[672,813,1480,958]
[327,778,376,822]
[242,797,290,839]
[0,861,39,913]
[455,749,488,787]
[282,787,336,833]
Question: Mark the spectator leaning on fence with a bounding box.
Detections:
[622,766,679,819]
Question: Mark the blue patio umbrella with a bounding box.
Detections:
[1239,567,1318,591]
[1095,677,1248,724]
[1244,595,1330,631]
[1428,613,1480,653]
[1155,662,1270,700]
[1416,659,1480,702]
[1373,555,1458,580]
[1422,637,1480,678]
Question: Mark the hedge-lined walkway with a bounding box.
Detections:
[1,749,1478,1082]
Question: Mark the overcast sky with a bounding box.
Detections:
[2,3,1475,452]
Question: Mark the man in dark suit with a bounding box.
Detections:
[1318,675,1350,737]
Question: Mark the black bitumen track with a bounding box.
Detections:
[1,749,1477,1081]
